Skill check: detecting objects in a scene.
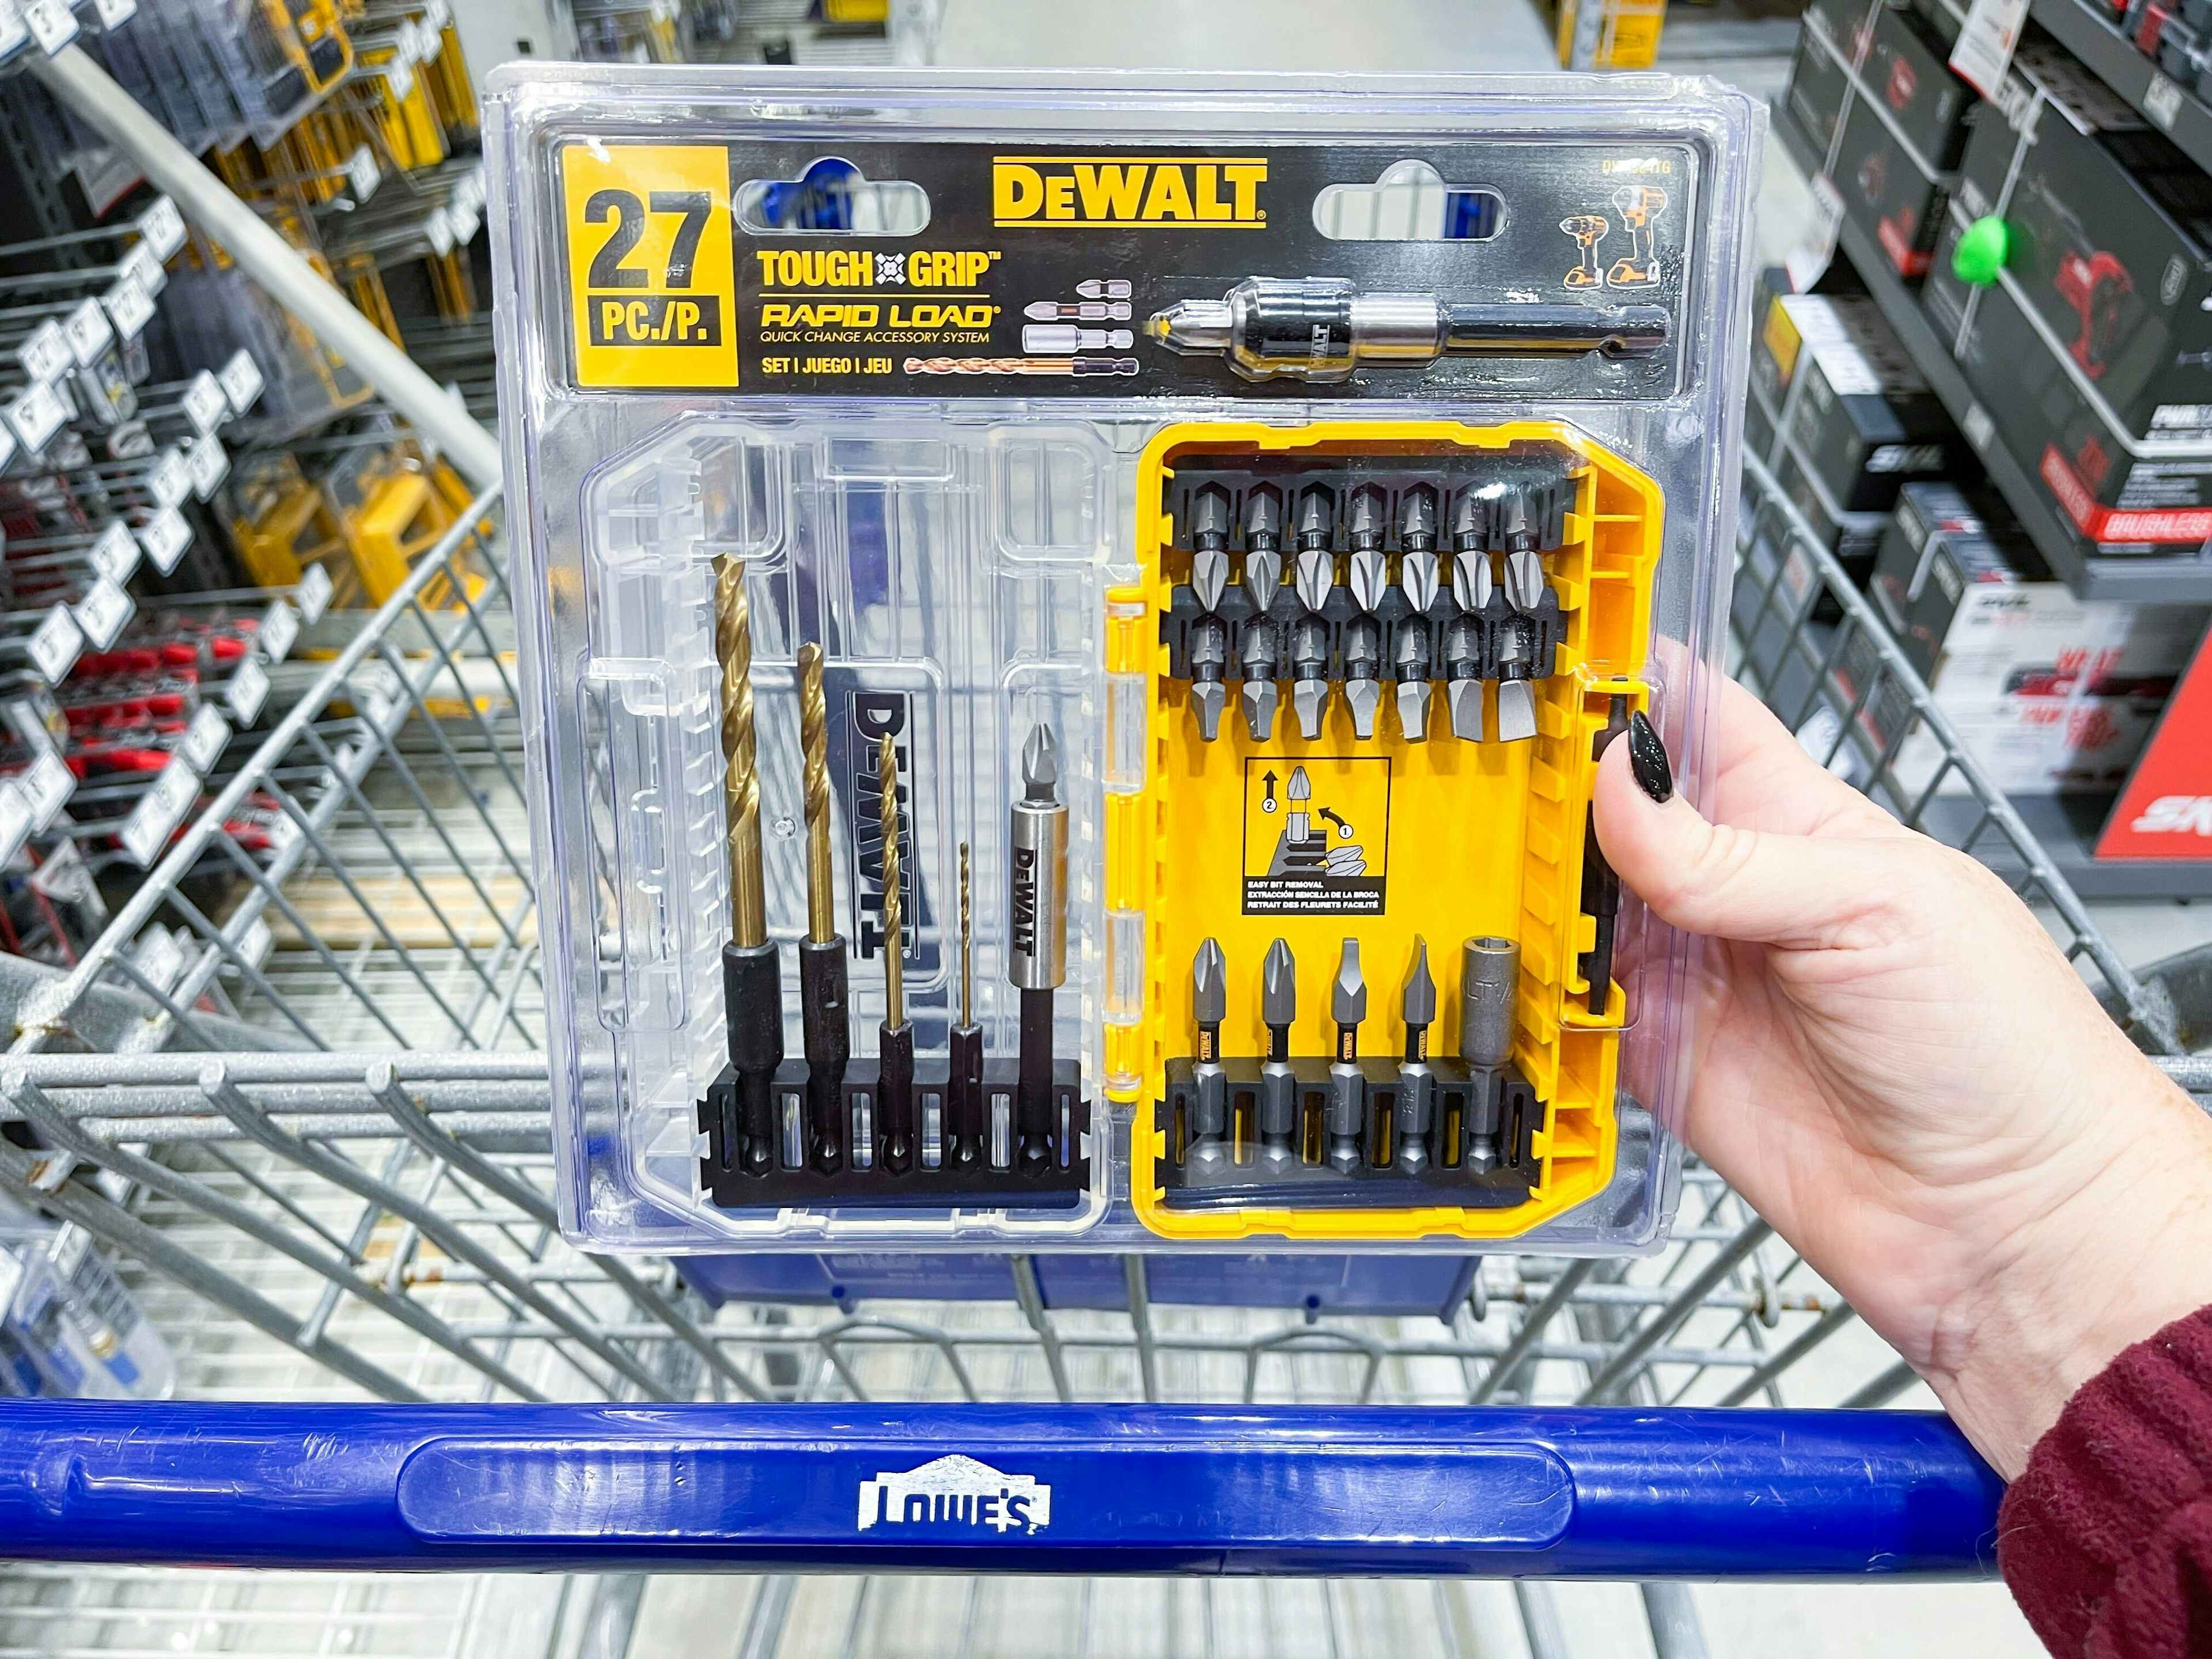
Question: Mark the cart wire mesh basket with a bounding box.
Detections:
[0,457,2200,1659]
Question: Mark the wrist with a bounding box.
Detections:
[1927,1063,2212,1480]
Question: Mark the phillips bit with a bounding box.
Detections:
[1397,938,1437,1172]
[1340,487,1387,739]
[1188,613,1229,742]
[1188,938,1230,1167]
[1244,484,1284,612]
[949,841,985,1168]
[1258,938,1298,1169]
[1346,486,1388,612]
[1396,488,1441,742]
[1188,483,1232,614]
[875,733,915,1174]
[715,558,782,1177]
[1460,935,1520,1173]
[1009,723,1068,1172]
[1077,278,1132,300]
[1327,939,1368,1175]
[797,643,851,1174]
[1291,483,1335,619]
[1240,480,1284,740]
[1290,496,1336,740]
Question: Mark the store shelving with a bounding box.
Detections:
[2030,0,2212,175]
[1775,102,2212,606]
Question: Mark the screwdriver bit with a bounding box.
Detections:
[1259,938,1298,1169]
[1340,487,1387,739]
[1239,609,1281,743]
[797,642,850,1174]
[1397,938,1437,1172]
[1241,492,1287,739]
[1445,536,1493,744]
[1189,483,1232,614]
[1495,548,1561,745]
[1290,491,1336,740]
[1077,278,1132,300]
[1189,613,1229,743]
[1244,483,1284,611]
[1292,483,1335,615]
[876,732,915,1174]
[1345,486,1388,612]
[715,557,782,1176]
[1291,615,1331,741]
[1327,939,1368,1175]
[1188,938,1230,1168]
[1396,487,1440,742]
[1460,935,1520,1173]
[1009,723,1068,1172]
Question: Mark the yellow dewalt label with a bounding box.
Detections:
[991,156,1267,229]
[562,143,737,388]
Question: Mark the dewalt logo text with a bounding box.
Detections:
[991,156,1267,228]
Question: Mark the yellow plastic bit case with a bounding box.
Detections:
[1111,420,1661,1242]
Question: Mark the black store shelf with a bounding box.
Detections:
[2031,0,2212,175]
[1774,104,2212,605]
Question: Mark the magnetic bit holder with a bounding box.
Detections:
[699,1058,1089,1211]
[1155,1055,1540,1211]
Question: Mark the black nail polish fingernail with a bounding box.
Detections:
[1627,710,1673,804]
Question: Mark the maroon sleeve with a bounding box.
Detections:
[1999,1305,2212,1659]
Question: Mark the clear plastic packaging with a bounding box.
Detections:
[486,68,1763,1255]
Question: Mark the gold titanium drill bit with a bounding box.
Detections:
[949,841,984,1168]
[796,643,850,1174]
[877,730,915,1173]
[715,557,782,1176]
[719,558,767,950]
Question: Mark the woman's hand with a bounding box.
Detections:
[1594,676,2212,1478]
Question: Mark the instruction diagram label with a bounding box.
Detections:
[1241,755,1389,915]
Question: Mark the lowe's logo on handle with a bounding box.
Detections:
[857,1455,1052,1533]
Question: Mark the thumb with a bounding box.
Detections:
[1593,726,1896,950]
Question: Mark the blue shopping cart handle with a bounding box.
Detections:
[0,1400,2001,1578]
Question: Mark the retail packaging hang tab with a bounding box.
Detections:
[487,68,1762,1256]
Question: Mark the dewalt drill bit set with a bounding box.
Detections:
[486,69,1759,1255]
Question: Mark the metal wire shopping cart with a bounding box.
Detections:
[0,456,2200,1659]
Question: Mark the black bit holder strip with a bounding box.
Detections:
[698,1059,1089,1210]
[1155,1056,1540,1210]
[1156,453,1570,692]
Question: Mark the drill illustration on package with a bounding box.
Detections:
[487,68,1758,1253]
